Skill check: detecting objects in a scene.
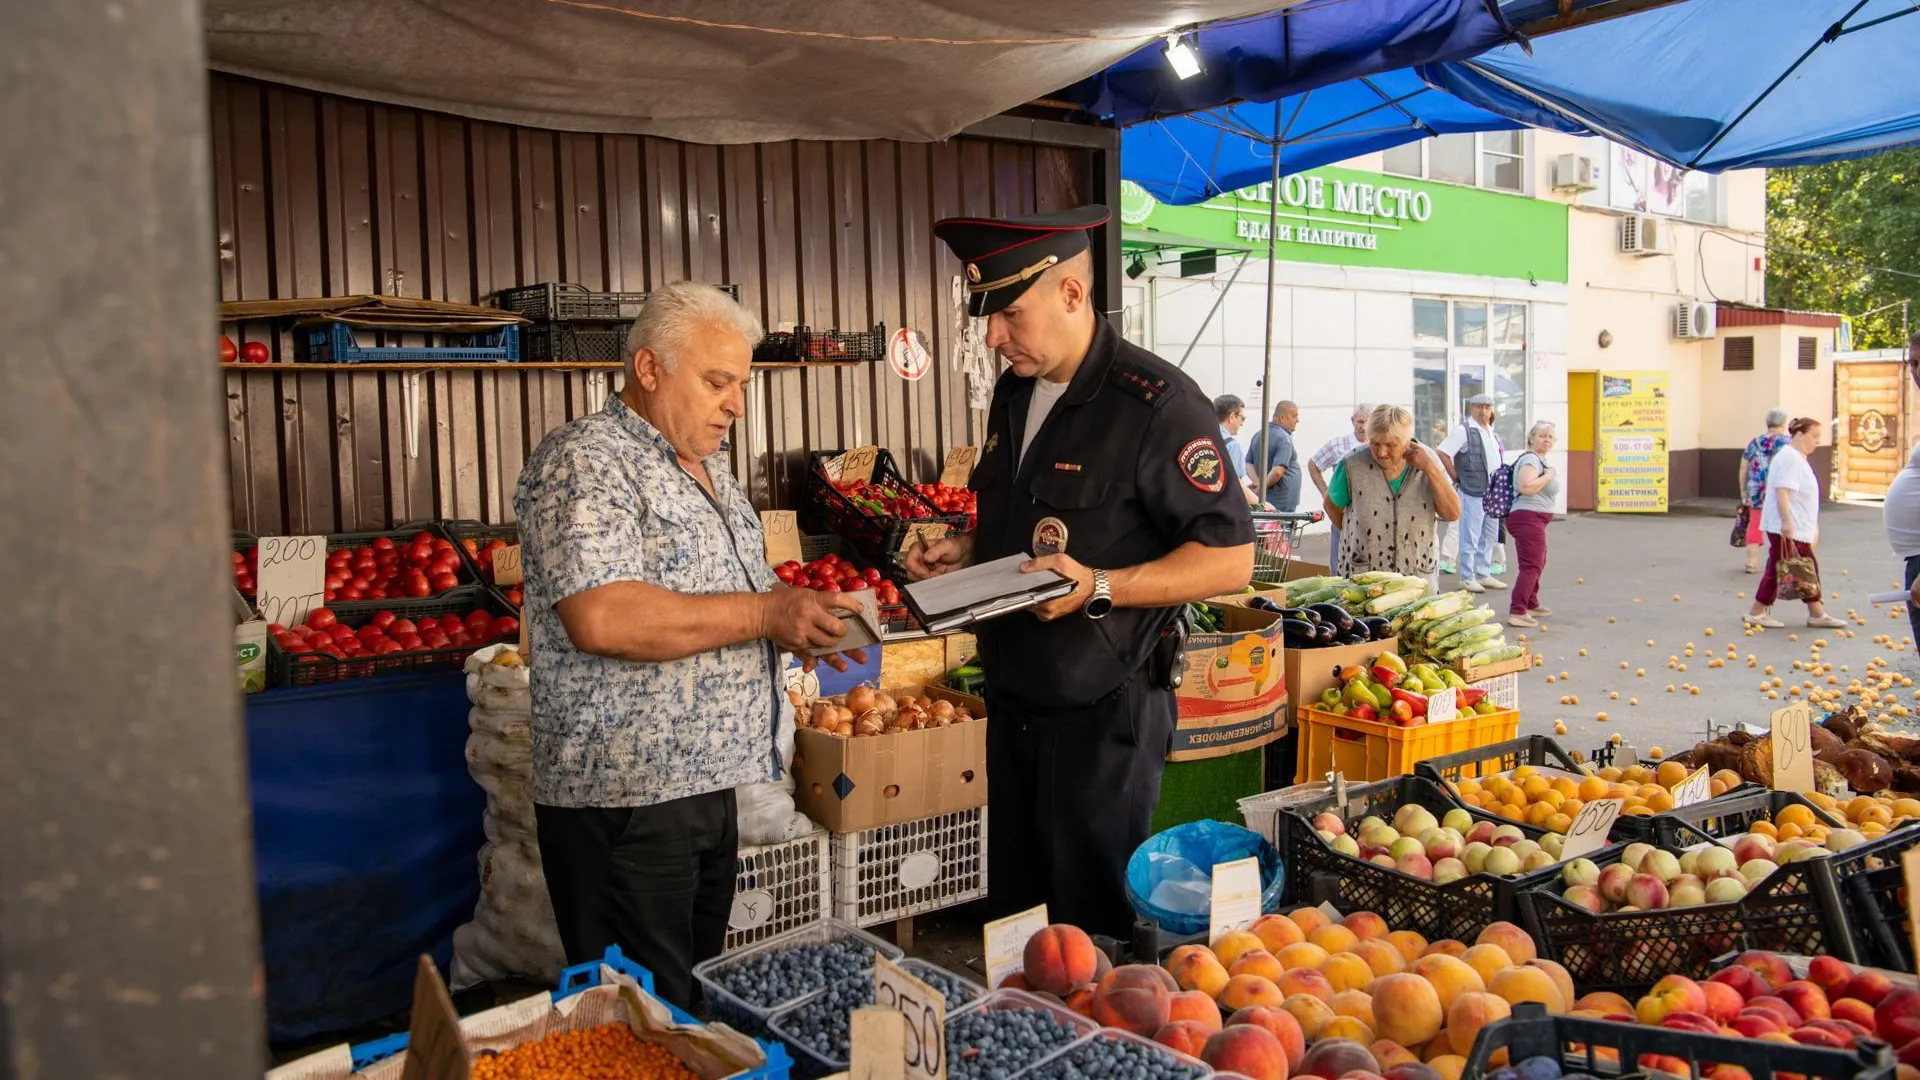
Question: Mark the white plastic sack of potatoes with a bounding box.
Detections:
[736,676,811,846]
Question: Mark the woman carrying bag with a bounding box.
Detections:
[1745,417,1845,630]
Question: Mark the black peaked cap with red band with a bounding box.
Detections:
[934,204,1110,317]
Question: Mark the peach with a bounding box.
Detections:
[1409,954,1486,1013]
[1808,1018,1870,1045]
[1025,923,1101,996]
[1844,971,1897,1007]
[1155,1020,1217,1058]
[1734,950,1794,990]
[1490,966,1566,1014]
[1731,1010,1789,1038]
[1064,987,1094,1017]
[1387,931,1429,963]
[1278,966,1339,1002]
[1280,992,1339,1039]
[1332,988,1377,1026]
[1524,960,1575,1014]
[1422,939,1469,959]
[1288,906,1335,937]
[1298,1038,1379,1080]
[1093,965,1174,1036]
[1459,944,1513,986]
[1708,965,1771,1002]
[1706,1066,1755,1080]
[1214,929,1270,970]
[1874,986,1920,1046]
[1345,911,1391,941]
[998,971,1031,990]
[1352,940,1408,977]
[1229,1005,1306,1070]
[1658,1011,1721,1035]
[1790,1026,1849,1049]
[1278,942,1332,971]
[1310,924,1362,955]
[1233,949,1287,984]
[1473,921,1537,964]
[1899,1066,1920,1080]
[1833,997,1877,1034]
[1573,991,1633,1015]
[1635,975,1707,1026]
[1748,996,1805,1028]
[1168,945,1232,998]
[1429,1056,1467,1080]
[1372,973,1445,1047]
[1320,1016,1377,1044]
[1170,989,1223,1031]
[1777,981,1832,1023]
[1252,913,1308,953]
[1422,1028,1457,1061]
[1371,1040,1419,1070]
[1700,980,1745,1023]
[1222,974,1288,1012]
[1384,1061,1443,1080]
[1446,991,1511,1060]
[1807,955,1855,997]
[1202,1023,1290,1080]
[1321,953,1377,995]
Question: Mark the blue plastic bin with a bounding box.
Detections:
[1125,819,1286,937]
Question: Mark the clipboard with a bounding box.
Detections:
[902,554,1076,634]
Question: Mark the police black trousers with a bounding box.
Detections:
[986,677,1175,939]
[534,788,736,1010]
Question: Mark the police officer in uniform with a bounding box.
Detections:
[907,205,1255,937]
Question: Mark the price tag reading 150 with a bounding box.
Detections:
[873,955,946,1080]
[1559,797,1625,859]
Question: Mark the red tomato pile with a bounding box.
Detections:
[271,605,519,660]
[913,483,977,529]
[458,536,523,605]
[233,549,258,597]
[772,552,901,606]
[324,531,467,602]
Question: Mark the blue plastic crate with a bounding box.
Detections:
[347,946,792,1078]
[301,322,521,364]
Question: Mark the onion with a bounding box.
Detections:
[835,706,854,725]
[810,702,837,729]
[830,693,848,707]
[833,720,854,737]
[930,699,955,721]
[873,691,897,716]
[787,687,804,709]
[847,686,876,714]
[953,707,974,721]
[856,716,886,736]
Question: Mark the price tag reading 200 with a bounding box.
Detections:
[873,955,946,1080]
[255,535,327,628]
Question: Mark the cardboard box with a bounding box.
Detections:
[792,685,987,832]
[1285,637,1400,721]
[1203,580,1283,608]
[1172,605,1287,762]
[233,590,267,694]
[1453,647,1533,681]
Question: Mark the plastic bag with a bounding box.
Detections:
[736,666,811,845]
[1126,819,1285,936]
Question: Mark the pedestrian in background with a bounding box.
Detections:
[1739,409,1791,574]
[1746,417,1846,630]
[1309,402,1372,573]
[1325,405,1461,580]
[1247,400,1302,512]
[1438,393,1506,592]
[1215,394,1264,508]
[1883,441,1920,645]
[1505,421,1560,628]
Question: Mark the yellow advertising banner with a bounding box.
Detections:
[1596,370,1670,512]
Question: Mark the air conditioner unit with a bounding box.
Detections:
[1551,153,1598,192]
[1619,214,1669,256]
[1673,300,1718,340]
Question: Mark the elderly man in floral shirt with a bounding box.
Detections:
[514,282,854,1007]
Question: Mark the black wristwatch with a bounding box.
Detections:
[1085,569,1113,619]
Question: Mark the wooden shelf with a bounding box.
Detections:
[224,360,870,372]
[752,361,870,369]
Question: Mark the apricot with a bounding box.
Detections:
[1459,944,1514,986]
[1387,930,1429,964]
[1474,921,1538,964]
[1167,944,1231,999]
[1201,1024,1290,1080]
[1321,1016,1377,1043]
[1320,953,1378,994]
[1352,939,1408,977]
[1422,1028,1458,1061]
[1220,973,1287,1012]
[1092,964,1173,1036]
[1279,991,1338,1039]
[1573,991,1634,1016]
[1430,1055,1468,1080]
[1169,989,1223,1031]
[1409,954,1486,1013]
[1372,1040,1420,1070]
[1231,948,1286,985]
[1446,991,1512,1060]
[1422,939,1470,959]
[1372,973,1445,1047]
[1525,959,1576,1012]
[1228,1004,1306,1071]
[1488,965,1566,1013]
[1287,906,1336,937]
[1251,913,1307,953]
[1024,923,1101,996]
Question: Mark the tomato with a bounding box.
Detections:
[394,633,424,651]
[220,335,238,363]
[241,341,269,364]
[338,585,365,600]
[819,580,842,592]
[505,587,522,606]
[863,567,883,584]
[283,638,313,653]
[432,552,462,572]
[421,630,451,649]
[372,640,404,655]
[365,610,395,630]
[388,618,417,637]
[447,629,470,647]
[405,577,432,598]
[327,624,356,642]
[318,645,348,660]
[429,572,459,593]
[461,539,479,557]
[464,610,493,631]
[412,531,436,547]
[305,608,338,630]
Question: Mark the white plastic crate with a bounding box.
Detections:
[726,829,831,953]
[1469,670,1520,711]
[1237,782,1334,845]
[829,808,988,926]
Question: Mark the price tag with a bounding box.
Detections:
[1208,856,1264,944]
[872,955,946,1080]
[982,904,1049,991]
[899,522,951,554]
[1903,848,1920,976]
[842,445,881,485]
[1427,688,1459,723]
[1771,701,1815,793]
[491,544,522,586]
[851,1008,908,1080]
[1560,797,1625,859]
[1670,765,1713,807]
[939,446,978,488]
[761,510,802,566]
[256,535,327,628]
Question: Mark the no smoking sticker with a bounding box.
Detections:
[889,328,932,381]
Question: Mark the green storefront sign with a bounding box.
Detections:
[1122,167,1568,284]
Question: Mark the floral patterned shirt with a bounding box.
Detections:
[513,395,779,808]
[1742,432,1790,509]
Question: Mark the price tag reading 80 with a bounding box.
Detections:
[873,955,946,1080]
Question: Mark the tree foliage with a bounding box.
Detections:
[1767,147,1920,351]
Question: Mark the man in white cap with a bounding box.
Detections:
[1438,393,1505,592]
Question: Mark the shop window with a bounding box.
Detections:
[1453,302,1488,347]
[1412,299,1531,448]
[1413,349,1450,445]
[1481,132,1526,193]
[1798,336,1818,370]
[1413,299,1449,345]
[1683,171,1719,224]
[1381,133,1529,194]
[1723,336,1755,371]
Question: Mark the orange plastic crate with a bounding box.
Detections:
[1293,705,1521,784]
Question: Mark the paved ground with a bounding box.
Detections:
[1294,499,1919,755]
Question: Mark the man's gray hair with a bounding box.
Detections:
[626,282,764,369]
[1352,401,1376,420]
[1765,408,1790,429]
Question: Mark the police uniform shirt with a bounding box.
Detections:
[968,317,1255,711]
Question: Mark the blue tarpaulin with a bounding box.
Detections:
[1060,0,1518,127]
[1423,0,1920,170]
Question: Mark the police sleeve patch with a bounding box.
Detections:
[1178,437,1227,493]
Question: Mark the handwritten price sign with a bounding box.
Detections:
[1670,765,1712,807]
[1208,857,1263,943]
[939,446,978,488]
[1771,701,1815,793]
[491,544,522,586]
[255,535,326,628]
[982,904,1048,992]
[872,955,946,1080]
[899,522,950,553]
[1426,688,1459,723]
[1560,797,1625,859]
[842,445,881,485]
[761,510,802,566]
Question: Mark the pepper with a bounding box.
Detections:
[1351,703,1377,721]
[1374,652,1408,676]
[1459,687,1489,708]
[1389,686,1429,717]
[1390,699,1414,724]
[1371,664,1403,688]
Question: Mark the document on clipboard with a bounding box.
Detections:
[902,554,1076,634]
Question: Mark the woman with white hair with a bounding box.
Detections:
[1739,409,1791,573]
[1884,441,1920,645]
[1505,422,1560,628]
[1324,405,1461,578]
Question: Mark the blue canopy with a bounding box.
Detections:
[1122,67,1525,205]
[1422,0,1920,170]
[1060,0,1519,127]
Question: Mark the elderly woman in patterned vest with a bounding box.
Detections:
[1325,404,1462,581]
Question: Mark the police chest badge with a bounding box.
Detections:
[1178,437,1226,493]
[1032,516,1069,555]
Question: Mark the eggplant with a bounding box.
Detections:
[1246,595,1283,613]
[1279,619,1318,644]
[1307,603,1355,633]
[1277,606,1315,622]
[1313,620,1339,645]
[1359,616,1393,640]
[1337,630,1371,646]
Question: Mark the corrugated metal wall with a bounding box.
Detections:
[212,74,1095,533]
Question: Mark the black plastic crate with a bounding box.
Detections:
[1278,774,1594,944]
[237,522,476,615]
[491,282,741,322]
[1840,856,1914,972]
[1648,787,1845,847]
[792,533,913,632]
[801,449,967,577]
[523,322,631,363]
[265,587,518,688]
[300,322,519,364]
[1465,1002,1894,1080]
[440,518,520,588]
[753,324,886,364]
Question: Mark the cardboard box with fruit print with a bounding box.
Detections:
[1172,605,1287,762]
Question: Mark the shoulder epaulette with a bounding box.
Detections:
[1110,360,1174,409]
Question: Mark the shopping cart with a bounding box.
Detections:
[1251,509,1323,584]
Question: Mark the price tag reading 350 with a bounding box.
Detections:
[873,955,946,1080]
[255,535,327,628]
[1560,797,1625,859]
